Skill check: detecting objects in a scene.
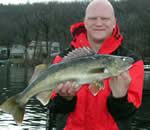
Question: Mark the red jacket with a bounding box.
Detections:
[50,22,144,130]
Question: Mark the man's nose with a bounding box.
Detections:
[95,18,103,26]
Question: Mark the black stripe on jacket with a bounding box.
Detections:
[107,45,141,130]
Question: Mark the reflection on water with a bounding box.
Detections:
[0,100,47,130]
[0,64,150,130]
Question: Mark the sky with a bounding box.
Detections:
[0,0,75,5]
[0,0,120,5]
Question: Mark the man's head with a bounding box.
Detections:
[84,0,116,43]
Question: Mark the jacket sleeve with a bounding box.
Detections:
[49,94,77,113]
[107,60,144,120]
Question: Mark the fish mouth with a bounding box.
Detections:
[118,65,132,73]
[125,64,133,70]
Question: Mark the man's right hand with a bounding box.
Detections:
[54,81,80,100]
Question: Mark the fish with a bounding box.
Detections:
[0,47,134,124]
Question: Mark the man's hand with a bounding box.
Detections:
[54,81,80,100]
[109,71,131,98]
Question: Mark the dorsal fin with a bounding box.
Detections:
[63,47,96,61]
[28,64,48,85]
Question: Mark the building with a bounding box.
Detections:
[10,44,25,58]
[27,40,60,59]
[0,46,9,59]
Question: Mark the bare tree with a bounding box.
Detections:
[16,13,31,62]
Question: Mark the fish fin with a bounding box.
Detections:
[89,80,105,96]
[34,64,48,73]
[36,91,53,106]
[0,96,25,124]
[63,47,96,61]
[29,64,48,85]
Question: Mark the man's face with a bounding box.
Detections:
[84,2,116,43]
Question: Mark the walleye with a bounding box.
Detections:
[0,47,134,124]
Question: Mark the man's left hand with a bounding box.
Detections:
[109,71,131,98]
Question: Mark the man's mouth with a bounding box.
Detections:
[94,29,105,31]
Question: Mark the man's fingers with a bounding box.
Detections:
[55,83,64,93]
[61,81,71,94]
[67,82,76,95]
[68,82,81,95]
[54,81,80,99]
[120,71,131,81]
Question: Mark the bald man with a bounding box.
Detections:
[48,0,144,129]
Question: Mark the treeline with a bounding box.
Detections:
[0,0,149,60]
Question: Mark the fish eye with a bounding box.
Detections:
[122,57,126,61]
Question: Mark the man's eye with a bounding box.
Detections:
[101,18,109,21]
[88,17,97,20]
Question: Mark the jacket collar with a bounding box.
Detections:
[70,22,123,55]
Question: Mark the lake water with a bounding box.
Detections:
[0,64,150,130]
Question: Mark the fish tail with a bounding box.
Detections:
[0,95,25,124]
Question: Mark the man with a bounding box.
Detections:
[49,0,144,129]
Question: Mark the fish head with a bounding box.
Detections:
[106,55,134,76]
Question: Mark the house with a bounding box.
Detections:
[0,46,9,59]
[27,40,60,59]
[51,42,60,54]
[10,44,25,58]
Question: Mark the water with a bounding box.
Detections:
[0,64,47,130]
[0,64,150,130]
